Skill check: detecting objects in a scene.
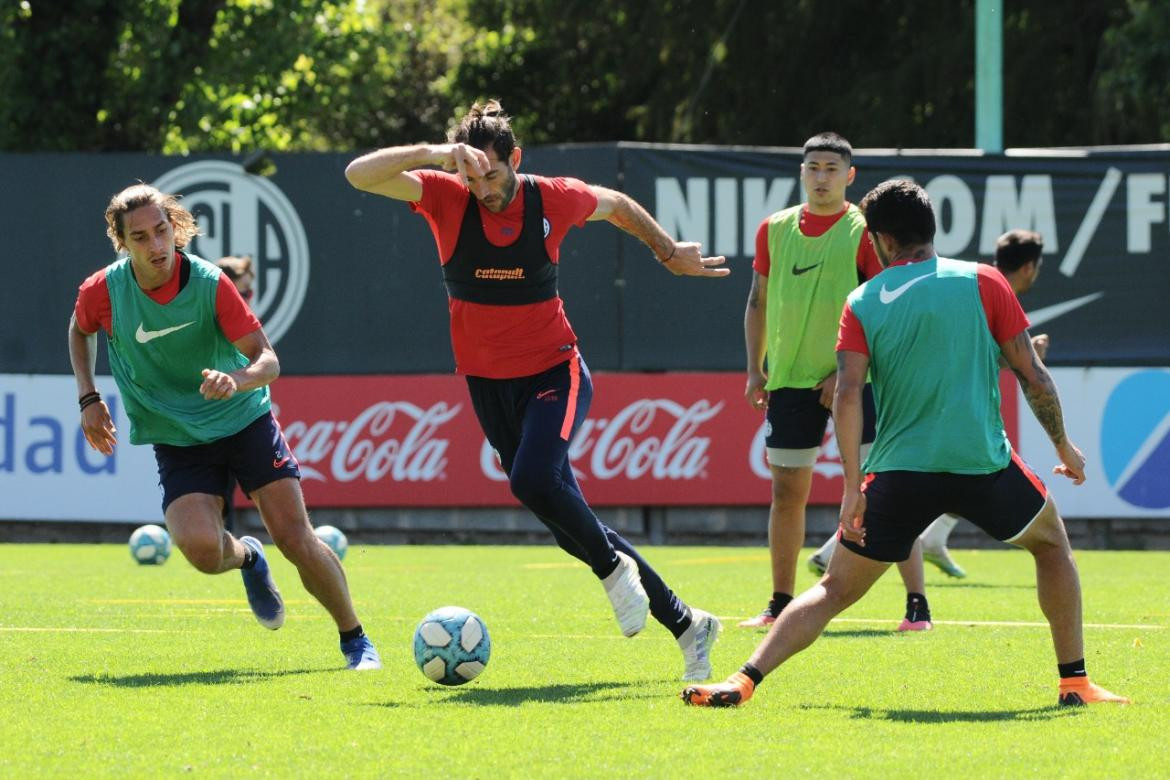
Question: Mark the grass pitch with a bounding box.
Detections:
[0,542,1165,778]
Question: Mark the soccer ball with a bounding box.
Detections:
[313,524,348,559]
[129,524,171,565]
[412,606,491,686]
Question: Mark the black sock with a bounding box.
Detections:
[339,624,365,643]
[240,547,257,570]
[739,662,764,687]
[597,556,619,581]
[769,592,793,617]
[905,593,930,621]
[1058,659,1087,679]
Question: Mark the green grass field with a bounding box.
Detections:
[0,542,1165,778]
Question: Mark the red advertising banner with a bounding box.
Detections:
[267,372,1019,508]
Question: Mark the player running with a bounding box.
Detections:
[683,179,1128,708]
[69,184,380,670]
[345,100,726,680]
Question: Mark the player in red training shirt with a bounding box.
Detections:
[346,100,728,681]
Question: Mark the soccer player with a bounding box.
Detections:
[682,179,1128,708]
[345,100,725,680]
[815,229,1052,579]
[213,254,255,534]
[742,132,932,632]
[69,184,380,670]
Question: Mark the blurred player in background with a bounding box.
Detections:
[811,229,1050,579]
[345,100,726,681]
[69,185,380,670]
[213,254,255,534]
[742,132,932,633]
[683,180,1128,709]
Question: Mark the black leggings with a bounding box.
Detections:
[466,354,691,637]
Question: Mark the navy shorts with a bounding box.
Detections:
[840,452,1048,563]
[153,412,299,513]
[765,385,876,451]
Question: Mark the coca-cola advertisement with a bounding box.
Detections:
[269,373,1020,508]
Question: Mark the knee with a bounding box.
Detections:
[818,575,865,613]
[510,468,557,508]
[268,525,318,564]
[176,535,225,574]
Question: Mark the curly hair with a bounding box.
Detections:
[104,183,199,251]
[448,99,516,161]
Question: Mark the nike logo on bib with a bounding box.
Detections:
[878,273,933,304]
[791,263,821,276]
[135,321,196,343]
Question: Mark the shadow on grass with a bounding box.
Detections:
[364,680,652,709]
[69,668,327,688]
[801,702,1077,723]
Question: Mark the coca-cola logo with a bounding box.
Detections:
[481,398,723,482]
[281,401,461,483]
[750,419,845,480]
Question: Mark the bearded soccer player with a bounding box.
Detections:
[69,184,380,670]
[682,179,1127,708]
[345,100,727,680]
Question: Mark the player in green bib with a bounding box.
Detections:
[741,132,933,632]
[684,180,1127,709]
[68,183,380,671]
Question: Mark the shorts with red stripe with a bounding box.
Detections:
[839,451,1048,563]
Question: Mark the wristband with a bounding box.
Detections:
[659,245,676,264]
[79,391,102,412]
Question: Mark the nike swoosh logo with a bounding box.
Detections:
[535,389,558,399]
[878,273,933,304]
[135,321,196,344]
[273,456,291,468]
[1025,291,1104,328]
[792,263,821,276]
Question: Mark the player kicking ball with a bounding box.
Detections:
[682,180,1127,708]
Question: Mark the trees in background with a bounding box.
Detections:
[0,0,1164,152]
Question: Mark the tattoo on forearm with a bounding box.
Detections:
[1013,351,1066,445]
[747,276,760,309]
[608,194,670,256]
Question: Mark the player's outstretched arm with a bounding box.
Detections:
[68,313,117,455]
[1000,329,1085,484]
[344,143,490,201]
[588,186,728,277]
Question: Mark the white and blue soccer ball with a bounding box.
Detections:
[129,524,171,565]
[313,524,348,559]
[413,606,491,686]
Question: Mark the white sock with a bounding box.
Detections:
[921,515,959,548]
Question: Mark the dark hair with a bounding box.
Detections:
[104,183,199,251]
[859,179,936,246]
[215,254,254,281]
[994,229,1044,272]
[449,99,516,162]
[803,131,853,165]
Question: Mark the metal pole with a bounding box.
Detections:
[975,0,1003,152]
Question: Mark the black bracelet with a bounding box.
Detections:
[79,391,102,412]
[659,245,676,264]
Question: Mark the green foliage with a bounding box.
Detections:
[0,0,1165,151]
[0,544,1164,776]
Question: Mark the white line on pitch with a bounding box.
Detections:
[0,626,180,633]
[829,617,1164,630]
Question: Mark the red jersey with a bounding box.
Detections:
[752,204,882,280]
[409,170,598,378]
[74,251,260,342]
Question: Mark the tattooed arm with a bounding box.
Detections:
[588,186,728,277]
[1000,329,1086,484]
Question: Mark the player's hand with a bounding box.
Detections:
[440,143,490,187]
[838,487,866,546]
[1032,333,1049,361]
[200,369,238,400]
[814,371,838,410]
[80,400,117,456]
[1053,439,1086,485]
[661,242,730,277]
[745,370,769,410]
